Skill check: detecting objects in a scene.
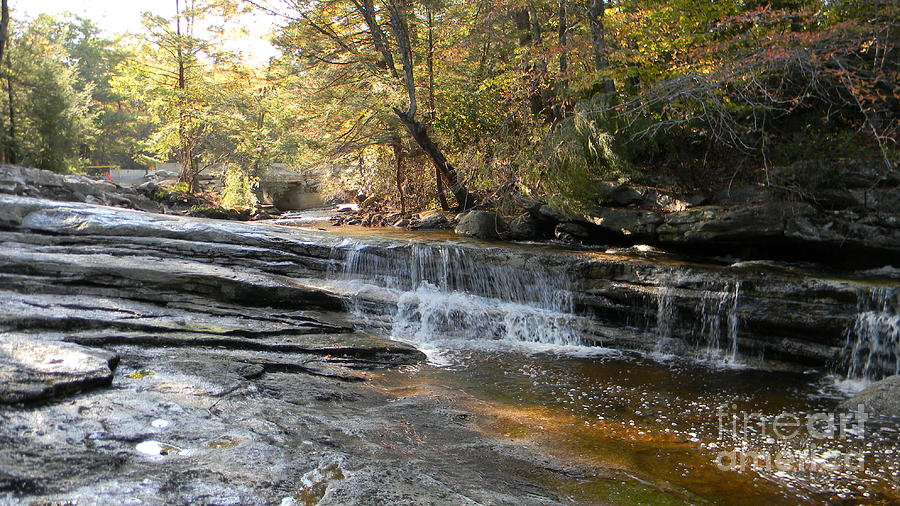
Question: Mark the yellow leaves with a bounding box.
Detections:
[127,370,156,379]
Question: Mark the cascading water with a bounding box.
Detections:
[842,287,900,382]
[328,240,581,347]
[331,239,752,361]
[651,278,742,364]
[653,285,676,354]
[698,281,741,364]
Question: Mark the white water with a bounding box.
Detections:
[698,281,741,364]
[653,285,676,354]
[651,278,742,364]
[842,287,900,382]
[326,239,756,366]
[329,241,582,348]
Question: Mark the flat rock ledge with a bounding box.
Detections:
[0,194,589,504]
[0,338,118,403]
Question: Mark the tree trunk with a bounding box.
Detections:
[354,0,398,77]
[426,3,436,122]
[0,0,9,70]
[556,0,569,121]
[385,0,474,210]
[516,5,552,122]
[515,9,531,46]
[391,139,406,214]
[434,165,449,211]
[587,0,615,94]
[174,0,198,191]
[425,3,449,211]
[1,0,11,164]
[5,54,15,165]
[394,109,473,211]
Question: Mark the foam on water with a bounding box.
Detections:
[329,240,582,351]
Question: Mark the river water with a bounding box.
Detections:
[373,348,897,504]
[285,218,900,503]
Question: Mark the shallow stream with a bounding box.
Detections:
[374,346,898,504]
[287,217,900,503]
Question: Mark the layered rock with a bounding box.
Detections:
[0,164,162,213]
[323,235,893,369]
[510,161,900,264]
[0,176,896,502]
[0,194,585,504]
[0,339,118,403]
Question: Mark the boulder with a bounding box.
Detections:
[596,182,690,211]
[600,184,644,207]
[513,194,546,216]
[0,164,163,214]
[657,202,814,245]
[770,160,900,190]
[408,211,448,230]
[0,338,119,403]
[536,204,569,224]
[711,185,773,205]
[584,208,662,242]
[554,222,595,244]
[454,211,505,240]
[839,375,900,418]
[361,195,379,209]
[785,210,900,255]
[656,200,900,261]
[506,213,551,241]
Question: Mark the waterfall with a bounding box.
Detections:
[329,240,581,347]
[651,278,742,364]
[698,281,741,364]
[842,287,900,382]
[653,285,676,354]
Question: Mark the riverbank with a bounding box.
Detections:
[0,195,596,504]
[1,166,898,503]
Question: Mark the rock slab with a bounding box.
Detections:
[840,375,900,418]
[0,338,118,403]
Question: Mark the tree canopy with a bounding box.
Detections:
[0,0,895,211]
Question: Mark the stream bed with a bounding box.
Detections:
[372,344,898,504]
[1,197,897,504]
[309,221,900,504]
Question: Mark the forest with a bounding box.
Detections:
[1,2,899,503]
[0,0,895,213]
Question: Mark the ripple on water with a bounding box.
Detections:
[374,349,900,504]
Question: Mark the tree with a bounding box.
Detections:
[121,1,227,190]
[52,16,142,169]
[0,15,95,171]
[267,0,476,210]
[0,0,8,70]
[587,0,614,94]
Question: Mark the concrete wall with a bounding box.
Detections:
[109,168,147,186]
[261,181,325,211]
[273,191,325,211]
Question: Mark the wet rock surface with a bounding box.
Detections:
[0,194,582,504]
[0,338,118,403]
[840,375,900,418]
